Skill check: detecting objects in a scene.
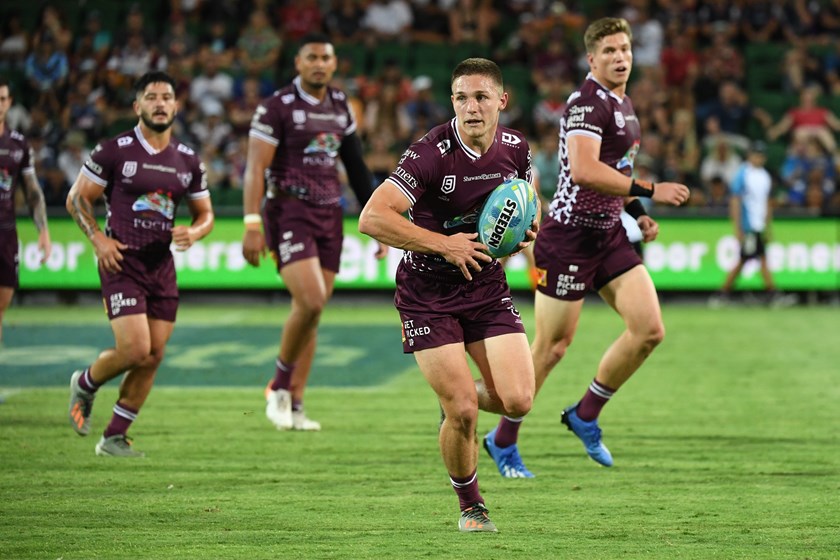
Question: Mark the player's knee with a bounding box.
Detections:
[119,343,152,368]
[502,390,533,418]
[446,400,479,435]
[142,347,166,369]
[296,293,328,319]
[640,322,665,351]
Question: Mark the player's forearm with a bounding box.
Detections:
[189,210,215,242]
[23,175,49,233]
[359,207,446,255]
[572,161,642,197]
[66,190,101,240]
[242,167,265,216]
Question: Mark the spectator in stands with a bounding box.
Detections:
[660,30,699,99]
[105,32,160,90]
[77,11,112,68]
[696,1,740,44]
[780,136,835,207]
[706,176,730,209]
[532,75,568,137]
[700,80,771,142]
[409,0,450,43]
[199,20,237,68]
[59,72,105,145]
[448,0,497,45]
[669,108,700,183]
[358,58,413,104]
[277,0,324,43]
[700,137,743,191]
[822,40,840,95]
[531,35,576,91]
[118,3,155,47]
[160,16,198,71]
[739,0,783,44]
[361,0,414,45]
[532,131,559,204]
[190,52,234,109]
[624,3,663,77]
[766,85,840,152]
[780,0,822,44]
[228,77,263,136]
[780,41,822,94]
[223,137,248,191]
[237,9,282,81]
[324,0,366,44]
[0,11,29,69]
[701,27,743,83]
[23,34,68,117]
[57,130,88,189]
[629,74,670,137]
[405,75,447,132]
[364,83,412,148]
[190,98,233,152]
[364,134,400,186]
[31,4,73,54]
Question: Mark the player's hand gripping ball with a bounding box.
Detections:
[477,178,538,258]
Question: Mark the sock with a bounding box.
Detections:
[450,470,484,511]
[576,379,616,422]
[103,402,139,438]
[269,358,294,392]
[78,367,101,393]
[493,416,524,448]
[292,398,302,412]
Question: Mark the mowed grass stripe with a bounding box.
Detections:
[1,303,839,558]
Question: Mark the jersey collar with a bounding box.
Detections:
[294,76,323,106]
[586,73,625,103]
[134,125,164,155]
[450,117,492,161]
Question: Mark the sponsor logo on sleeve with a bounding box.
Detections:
[501,132,521,146]
[436,139,451,155]
[117,137,133,147]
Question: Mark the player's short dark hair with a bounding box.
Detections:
[133,71,177,98]
[0,77,10,95]
[451,58,503,91]
[298,33,333,53]
[584,17,633,54]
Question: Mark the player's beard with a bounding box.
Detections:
[140,111,175,133]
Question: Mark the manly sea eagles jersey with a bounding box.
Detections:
[548,74,642,230]
[387,118,532,281]
[0,128,35,231]
[249,76,357,207]
[81,126,208,254]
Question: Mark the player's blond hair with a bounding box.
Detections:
[584,17,633,54]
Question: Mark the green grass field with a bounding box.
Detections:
[1,299,839,559]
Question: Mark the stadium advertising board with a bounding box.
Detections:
[16,218,840,291]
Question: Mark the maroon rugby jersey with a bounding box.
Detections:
[249,76,356,207]
[80,126,209,252]
[0,128,35,231]
[547,74,641,229]
[387,118,532,279]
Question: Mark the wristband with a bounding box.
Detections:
[629,179,655,198]
[244,214,262,225]
[624,198,648,220]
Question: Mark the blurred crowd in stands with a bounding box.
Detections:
[2,0,839,215]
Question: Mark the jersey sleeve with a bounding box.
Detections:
[20,139,35,177]
[80,141,116,188]
[385,142,438,207]
[248,100,283,147]
[564,91,612,142]
[730,165,746,196]
[188,158,210,200]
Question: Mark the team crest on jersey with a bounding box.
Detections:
[132,191,175,219]
[293,110,306,124]
[177,172,192,187]
[122,161,137,177]
[303,132,340,157]
[614,111,626,128]
[441,175,456,194]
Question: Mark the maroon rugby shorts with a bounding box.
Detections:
[0,229,19,289]
[394,263,526,353]
[99,250,178,321]
[263,195,343,273]
[533,220,643,301]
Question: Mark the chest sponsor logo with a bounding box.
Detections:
[463,172,501,183]
[132,191,175,219]
[614,111,625,128]
[122,161,137,177]
[441,174,456,194]
[293,110,306,124]
[501,132,521,146]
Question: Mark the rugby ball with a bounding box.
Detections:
[477,178,537,258]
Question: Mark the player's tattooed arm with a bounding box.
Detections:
[21,173,48,232]
[67,190,100,239]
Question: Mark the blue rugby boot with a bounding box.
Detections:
[560,405,613,467]
[483,427,535,478]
